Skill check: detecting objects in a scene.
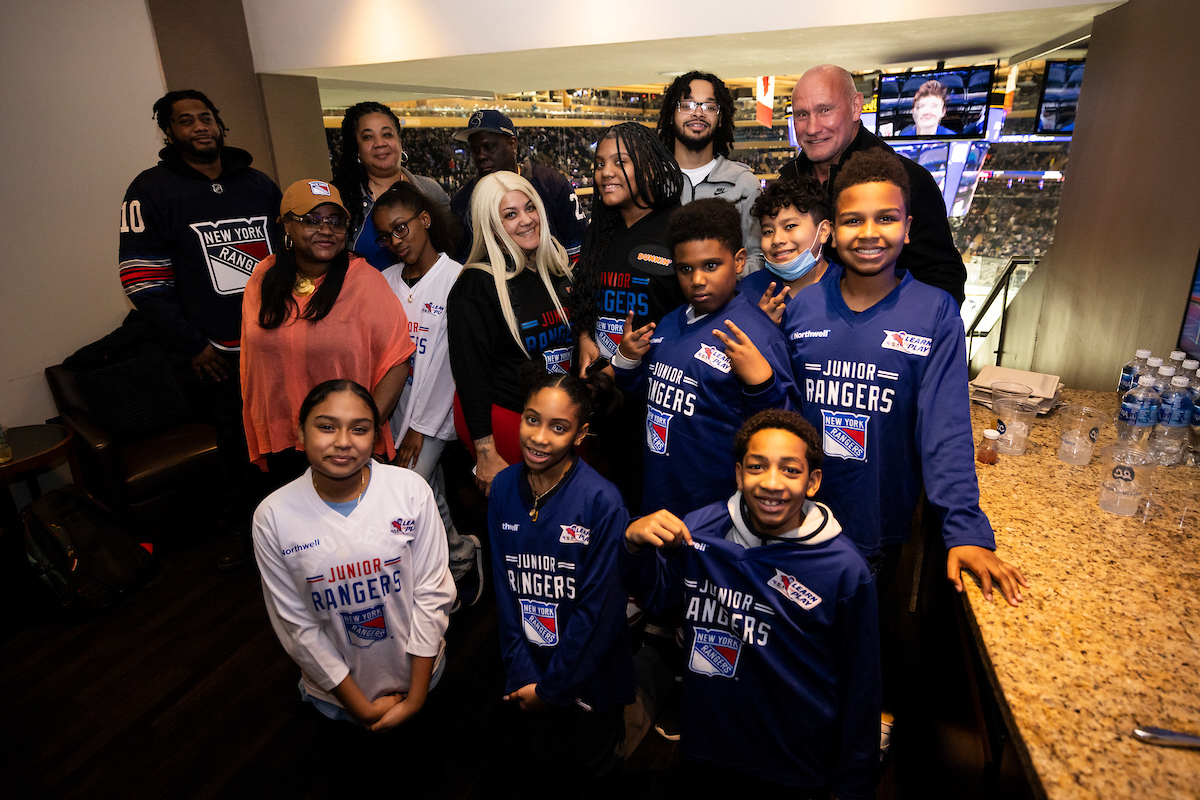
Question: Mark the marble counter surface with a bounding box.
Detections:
[966,389,1200,799]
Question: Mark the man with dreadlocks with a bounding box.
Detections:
[656,71,764,274]
[118,90,281,569]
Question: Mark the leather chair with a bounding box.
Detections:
[44,363,220,550]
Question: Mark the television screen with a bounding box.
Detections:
[1036,60,1085,133]
[875,67,994,140]
[1178,248,1200,361]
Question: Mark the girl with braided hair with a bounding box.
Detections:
[570,123,683,508]
[572,122,684,375]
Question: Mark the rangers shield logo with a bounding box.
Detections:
[559,524,590,545]
[694,343,732,374]
[307,180,331,196]
[689,627,742,678]
[821,409,869,461]
[520,599,559,647]
[544,346,572,375]
[340,604,388,648]
[595,316,624,359]
[646,407,673,455]
[189,216,273,295]
[768,569,823,610]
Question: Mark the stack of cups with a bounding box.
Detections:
[1057,405,1104,465]
[991,383,1037,457]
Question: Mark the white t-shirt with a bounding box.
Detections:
[381,252,463,445]
[680,159,718,187]
[252,461,456,708]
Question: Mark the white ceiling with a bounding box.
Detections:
[265,3,1120,108]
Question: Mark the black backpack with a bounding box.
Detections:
[23,485,155,608]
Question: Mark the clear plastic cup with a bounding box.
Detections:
[1057,405,1104,465]
[994,398,1038,455]
[1098,446,1158,516]
[990,381,1033,401]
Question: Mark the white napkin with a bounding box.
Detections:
[969,365,1061,401]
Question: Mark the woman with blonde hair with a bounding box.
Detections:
[447,171,575,495]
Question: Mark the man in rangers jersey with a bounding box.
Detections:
[119,90,282,568]
[625,410,879,798]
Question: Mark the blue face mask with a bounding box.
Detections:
[766,226,825,282]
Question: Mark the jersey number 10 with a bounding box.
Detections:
[120,200,146,233]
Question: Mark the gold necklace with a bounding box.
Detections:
[528,469,567,522]
[353,467,367,507]
[294,276,316,296]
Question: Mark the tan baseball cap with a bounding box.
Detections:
[280,179,349,219]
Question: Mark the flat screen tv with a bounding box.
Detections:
[1036,59,1085,133]
[875,66,994,140]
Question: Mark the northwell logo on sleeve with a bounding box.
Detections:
[880,330,931,357]
[790,329,831,341]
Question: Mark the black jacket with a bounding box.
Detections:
[779,124,967,305]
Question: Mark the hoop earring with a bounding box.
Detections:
[401,150,409,164]
[283,233,293,250]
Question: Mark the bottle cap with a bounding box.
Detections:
[1138,375,1156,387]
[1136,349,1152,359]
[983,429,1000,440]
[1171,376,1190,388]
[1184,359,1199,370]
[1171,350,1186,361]
[1147,357,1164,367]
[1158,365,1176,376]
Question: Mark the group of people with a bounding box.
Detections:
[115,63,1026,797]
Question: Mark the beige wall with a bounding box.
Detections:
[0,1,165,427]
[997,0,1200,388]
[259,74,331,189]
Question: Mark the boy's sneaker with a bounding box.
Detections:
[451,535,485,614]
[879,711,895,762]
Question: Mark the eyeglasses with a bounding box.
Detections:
[677,100,721,115]
[286,212,348,232]
[374,213,423,247]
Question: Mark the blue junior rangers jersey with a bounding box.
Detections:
[488,458,635,711]
[614,292,798,517]
[625,496,880,798]
[782,265,995,556]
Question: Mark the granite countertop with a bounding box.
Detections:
[966,389,1200,799]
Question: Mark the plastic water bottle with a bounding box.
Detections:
[1116,375,1161,445]
[1152,365,1177,393]
[1181,358,1199,381]
[1118,348,1152,392]
[1169,350,1188,372]
[1149,376,1194,465]
[1139,356,1164,382]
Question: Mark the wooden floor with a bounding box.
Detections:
[1,528,996,799]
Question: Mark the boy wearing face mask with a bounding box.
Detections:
[742,178,833,325]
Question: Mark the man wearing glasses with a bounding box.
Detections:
[656,71,763,274]
[119,90,282,569]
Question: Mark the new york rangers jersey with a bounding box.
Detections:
[614,292,797,516]
[782,265,995,556]
[382,252,462,445]
[119,146,281,360]
[488,458,635,711]
[625,495,879,797]
[252,462,455,709]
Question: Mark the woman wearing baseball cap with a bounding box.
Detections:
[241,179,415,480]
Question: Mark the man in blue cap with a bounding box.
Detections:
[449,109,587,263]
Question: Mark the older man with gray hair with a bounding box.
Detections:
[778,65,967,305]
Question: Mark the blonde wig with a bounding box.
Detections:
[465,172,573,355]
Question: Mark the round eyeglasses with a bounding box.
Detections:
[374,212,423,248]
